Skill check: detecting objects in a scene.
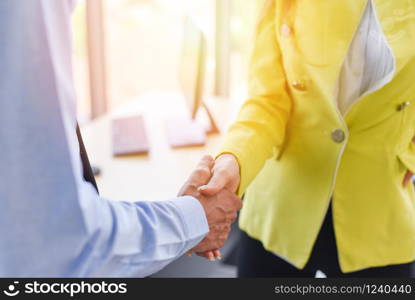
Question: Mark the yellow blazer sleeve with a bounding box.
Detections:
[219,0,292,196]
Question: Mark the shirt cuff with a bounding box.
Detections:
[170,196,209,240]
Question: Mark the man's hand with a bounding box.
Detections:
[189,188,241,253]
[178,155,242,260]
[194,154,241,260]
[198,154,240,260]
[178,155,215,198]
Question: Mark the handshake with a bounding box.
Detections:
[178,154,242,261]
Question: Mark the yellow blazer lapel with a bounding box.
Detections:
[290,0,368,113]
[374,0,415,74]
[323,0,369,69]
[344,0,415,123]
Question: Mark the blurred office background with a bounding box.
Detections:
[71,0,266,278]
[72,0,265,123]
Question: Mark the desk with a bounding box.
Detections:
[81,92,243,202]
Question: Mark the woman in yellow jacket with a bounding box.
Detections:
[198,0,415,277]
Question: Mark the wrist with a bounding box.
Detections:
[216,153,241,190]
[171,196,209,238]
[217,153,240,173]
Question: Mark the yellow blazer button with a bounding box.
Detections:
[281,24,292,37]
[292,81,307,91]
[331,129,346,143]
[397,101,412,111]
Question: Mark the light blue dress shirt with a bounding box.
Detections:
[0,0,209,277]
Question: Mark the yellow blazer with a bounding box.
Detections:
[220,0,415,273]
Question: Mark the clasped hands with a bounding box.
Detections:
[178,154,242,261]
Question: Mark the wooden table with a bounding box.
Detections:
[81,91,242,202]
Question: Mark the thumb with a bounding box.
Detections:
[198,155,215,170]
[198,171,227,196]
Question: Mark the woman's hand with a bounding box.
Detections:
[198,154,241,196]
[194,154,241,260]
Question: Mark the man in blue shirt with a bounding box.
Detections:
[0,0,242,277]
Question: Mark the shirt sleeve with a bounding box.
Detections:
[0,0,208,277]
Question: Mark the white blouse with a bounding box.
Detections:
[336,0,395,115]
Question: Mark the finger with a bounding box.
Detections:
[195,155,214,173]
[219,231,230,244]
[228,191,243,210]
[223,223,232,234]
[198,171,228,196]
[228,212,238,223]
[195,251,214,260]
[216,222,231,233]
[219,189,243,211]
[188,156,215,186]
[205,251,216,261]
[213,249,222,260]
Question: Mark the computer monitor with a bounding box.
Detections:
[165,17,219,148]
[179,17,206,120]
[179,17,219,133]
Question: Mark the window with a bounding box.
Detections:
[71,0,266,122]
[104,0,216,110]
[230,0,266,97]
